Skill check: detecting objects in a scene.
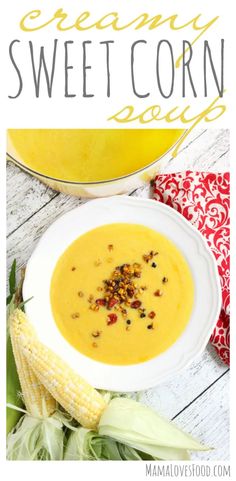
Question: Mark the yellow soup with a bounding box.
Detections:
[8,129,183,182]
[50,224,194,365]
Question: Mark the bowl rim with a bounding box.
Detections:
[23,195,222,391]
[7,129,186,185]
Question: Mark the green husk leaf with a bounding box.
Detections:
[7,294,13,305]
[9,259,16,298]
[64,428,157,461]
[117,439,190,460]
[98,398,210,459]
[7,412,66,460]
[6,262,25,434]
[64,428,119,460]
[6,337,23,434]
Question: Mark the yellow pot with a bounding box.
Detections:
[7,129,185,198]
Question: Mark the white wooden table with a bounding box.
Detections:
[7,129,230,461]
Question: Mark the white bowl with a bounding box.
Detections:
[23,196,221,391]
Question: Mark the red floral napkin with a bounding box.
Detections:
[153,171,230,365]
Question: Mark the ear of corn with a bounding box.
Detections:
[10,309,107,429]
[9,309,56,418]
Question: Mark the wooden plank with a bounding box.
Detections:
[7,162,59,236]
[7,192,86,273]
[159,129,230,173]
[172,371,230,461]
[139,345,228,420]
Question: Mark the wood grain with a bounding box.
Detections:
[139,346,228,420]
[173,371,229,460]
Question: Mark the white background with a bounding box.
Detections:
[4,0,230,128]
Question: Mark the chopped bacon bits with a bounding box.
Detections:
[131,300,142,309]
[107,297,118,309]
[96,298,106,306]
[154,289,163,297]
[108,298,118,309]
[107,313,118,325]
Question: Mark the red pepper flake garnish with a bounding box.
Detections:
[96,298,106,306]
[108,244,114,251]
[154,289,163,297]
[108,298,118,309]
[107,313,118,325]
[131,300,142,309]
[148,311,156,319]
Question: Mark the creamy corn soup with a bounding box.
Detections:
[50,224,194,365]
[8,129,183,182]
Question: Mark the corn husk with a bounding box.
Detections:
[98,398,210,460]
[7,411,66,460]
[64,427,156,460]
